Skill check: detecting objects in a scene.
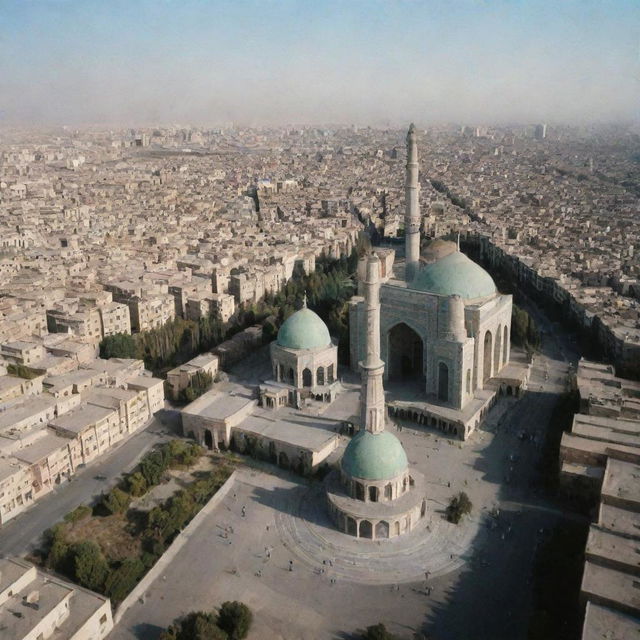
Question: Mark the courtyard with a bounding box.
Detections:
[110,325,576,640]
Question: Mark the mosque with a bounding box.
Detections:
[349,124,516,440]
[185,124,523,539]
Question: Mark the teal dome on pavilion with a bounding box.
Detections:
[411,251,496,300]
[277,306,331,350]
[341,430,408,481]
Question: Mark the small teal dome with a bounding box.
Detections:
[341,430,408,481]
[277,307,331,350]
[411,251,496,300]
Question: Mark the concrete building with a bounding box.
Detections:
[166,353,219,400]
[0,557,113,640]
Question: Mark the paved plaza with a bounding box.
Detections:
[111,321,579,640]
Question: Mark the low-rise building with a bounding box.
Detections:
[0,557,113,640]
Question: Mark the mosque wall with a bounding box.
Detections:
[348,285,512,412]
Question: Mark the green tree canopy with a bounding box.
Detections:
[70,540,109,592]
[99,332,139,359]
[217,601,253,640]
[160,611,228,640]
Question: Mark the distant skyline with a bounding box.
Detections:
[1,0,639,126]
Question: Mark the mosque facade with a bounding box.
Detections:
[349,124,513,438]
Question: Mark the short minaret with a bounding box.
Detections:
[359,252,386,434]
[405,123,421,282]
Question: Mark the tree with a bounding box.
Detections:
[104,557,146,605]
[126,471,148,497]
[99,332,138,359]
[160,611,228,640]
[446,491,473,524]
[217,601,253,640]
[361,623,399,640]
[70,541,109,591]
[180,371,213,404]
[140,449,168,486]
[102,487,131,515]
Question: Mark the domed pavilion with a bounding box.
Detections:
[260,297,339,410]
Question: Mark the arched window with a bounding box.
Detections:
[327,364,334,383]
[483,331,493,382]
[369,486,378,502]
[375,521,389,539]
[466,369,471,395]
[494,326,502,374]
[316,367,325,385]
[360,520,373,539]
[503,328,509,366]
[302,368,312,387]
[384,483,393,500]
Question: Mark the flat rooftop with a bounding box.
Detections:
[598,503,640,540]
[581,561,640,617]
[13,431,71,464]
[182,385,255,422]
[582,602,640,640]
[238,407,340,453]
[0,375,24,395]
[0,395,57,432]
[602,458,640,511]
[586,526,640,577]
[0,558,110,640]
[49,403,116,434]
[573,414,640,449]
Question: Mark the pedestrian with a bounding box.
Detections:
[447,481,451,488]
[241,505,246,517]
[289,560,293,572]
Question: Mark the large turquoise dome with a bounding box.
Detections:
[277,307,331,350]
[411,251,496,300]
[341,430,408,481]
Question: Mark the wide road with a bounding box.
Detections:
[0,410,179,557]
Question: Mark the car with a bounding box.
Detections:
[94,474,107,481]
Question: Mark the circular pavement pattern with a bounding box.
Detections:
[275,482,486,584]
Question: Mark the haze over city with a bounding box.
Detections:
[2,2,640,640]
[1,0,639,126]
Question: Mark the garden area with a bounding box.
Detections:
[35,439,236,608]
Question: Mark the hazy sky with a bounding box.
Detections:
[1,0,639,126]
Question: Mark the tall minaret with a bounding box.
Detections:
[405,123,420,282]
[359,252,386,434]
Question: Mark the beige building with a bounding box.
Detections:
[0,557,113,640]
[166,353,219,400]
[49,404,121,465]
[0,459,34,525]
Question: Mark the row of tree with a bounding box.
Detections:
[41,440,228,606]
[99,246,364,375]
[511,304,541,354]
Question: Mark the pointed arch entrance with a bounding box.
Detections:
[388,323,424,381]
